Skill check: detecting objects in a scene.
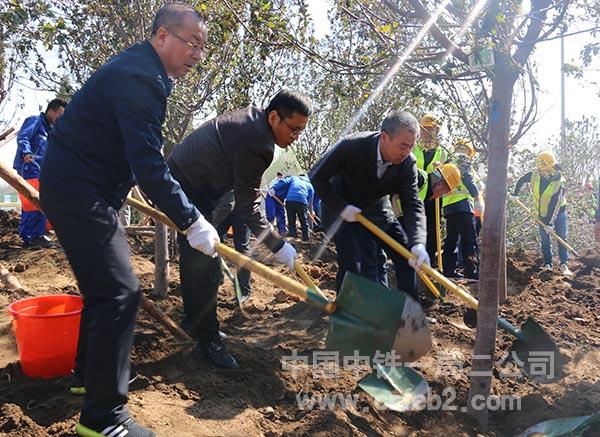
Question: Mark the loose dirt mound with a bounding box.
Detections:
[1,224,599,436]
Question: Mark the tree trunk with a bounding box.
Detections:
[153,221,169,298]
[468,55,517,429]
[498,217,507,304]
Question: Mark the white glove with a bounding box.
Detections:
[273,241,297,270]
[268,188,275,197]
[185,215,220,257]
[409,243,430,271]
[340,205,361,222]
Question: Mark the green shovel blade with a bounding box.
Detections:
[358,365,429,412]
[508,317,564,384]
[325,273,432,362]
[516,411,600,437]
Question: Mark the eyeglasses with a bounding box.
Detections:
[280,116,305,137]
[169,29,205,55]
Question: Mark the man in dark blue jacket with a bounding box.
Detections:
[40,4,214,437]
[13,98,66,246]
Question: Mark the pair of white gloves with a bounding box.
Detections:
[184,215,296,269]
[340,205,430,270]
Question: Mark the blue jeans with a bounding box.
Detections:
[539,208,568,265]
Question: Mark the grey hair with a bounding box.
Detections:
[151,3,205,35]
[381,110,420,139]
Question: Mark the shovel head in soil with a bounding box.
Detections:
[325,273,432,362]
[358,364,429,412]
[499,317,564,384]
[516,411,600,437]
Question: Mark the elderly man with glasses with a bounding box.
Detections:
[40,3,213,436]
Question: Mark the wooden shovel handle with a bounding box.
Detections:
[0,162,41,210]
[125,197,335,313]
[139,295,194,342]
[356,213,478,309]
[294,261,328,300]
[511,196,580,257]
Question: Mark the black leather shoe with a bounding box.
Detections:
[195,337,239,369]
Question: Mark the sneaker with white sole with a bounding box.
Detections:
[541,264,552,272]
[76,418,155,437]
[560,264,573,276]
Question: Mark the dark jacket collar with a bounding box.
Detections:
[141,40,173,95]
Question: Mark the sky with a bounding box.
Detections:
[1,1,599,172]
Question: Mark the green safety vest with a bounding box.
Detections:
[393,169,428,217]
[531,170,566,218]
[414,144,446,173]
[442,156,473,208]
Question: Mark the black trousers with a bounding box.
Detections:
[217,213,251,296]
[40,186,137,429]
[176,188,223,341]
[443,212,479,279]
[286,200,309,241]
[333,220,416,300]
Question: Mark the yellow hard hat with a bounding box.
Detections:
[438,163,462,191]
[420,113,439,129]
[536,151,556,173]
[454,137,476,159]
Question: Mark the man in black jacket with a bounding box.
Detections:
[40,4,213,437]
[310,110,428,299]
[167,89,312,369]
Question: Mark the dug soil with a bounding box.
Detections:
[1,210,599,436]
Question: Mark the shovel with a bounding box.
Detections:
[355,213,563,383]
[511,196,600,269]
[126,197,432,361]
[358,363,429,412]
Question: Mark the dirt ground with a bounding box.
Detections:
[1,209,599,436]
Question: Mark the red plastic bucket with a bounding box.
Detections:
[8,294,82,378]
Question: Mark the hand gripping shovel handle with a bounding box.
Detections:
[510,196,580,258]
[125,197,336,314]
[355,213,477,308]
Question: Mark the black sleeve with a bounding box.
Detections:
[116,74,199,231]
[396,162,427,247]
[309,139,350,215]
[233,147,283,252]
[513,171,533,196]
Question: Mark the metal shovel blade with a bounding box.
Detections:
[325,273,432,362]
[516,411,600,437]
[507,317,564,384]
[358,364,429,412]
